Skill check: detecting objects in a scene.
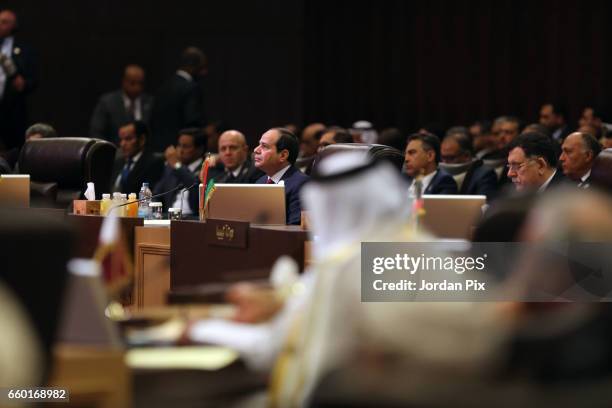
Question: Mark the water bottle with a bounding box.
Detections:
[138,182,153,219]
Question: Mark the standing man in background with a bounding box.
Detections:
[0,9,37,151]
[90,64,153,143]
[150,47,208,152]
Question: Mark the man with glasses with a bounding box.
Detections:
[506,132,565,192]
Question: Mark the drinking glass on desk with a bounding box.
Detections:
[149,202,163,220]
[168,207,182,220]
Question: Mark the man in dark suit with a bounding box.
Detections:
[404,132,457,195]
[111,121,164,195]
[539,102,572,143]
[0,9,38,151]
[90,64,153,143]
[154,128,207,215]
[440,129,498,200]
[254,128,309,225]
[506,132,565,193]
[150,47,207,152]
[559,132,601,189]
[214,130,263,183]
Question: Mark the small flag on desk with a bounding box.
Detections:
[93,212,133,298]
[202,179,217,218]
[199,156,211,211]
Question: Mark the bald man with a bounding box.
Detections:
[214,130,264,183]
[89,64,154,143]
[0,9,38,150]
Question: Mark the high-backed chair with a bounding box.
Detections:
[17,138,116,208]
[591,148,612,193]
[439,161,474,190]
[312,143,404,173]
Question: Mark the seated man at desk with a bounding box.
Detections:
[254,128,309,225]
[404,132,457,194]
[111,120,164,194]
[213,130,263,183]
[154,128,206,215]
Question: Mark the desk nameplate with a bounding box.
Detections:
[206,219,249,249]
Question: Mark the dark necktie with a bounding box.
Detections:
[126,100,136,121]
[120,157,133,192]
[266,177,275,184]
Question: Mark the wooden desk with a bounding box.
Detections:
[67,214,143,258]
[171,220,309,288]
[133,226,171,309]
[49,344,130,408]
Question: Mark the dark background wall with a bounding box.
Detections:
[4,0,304,145]
[303,0,612,131]
[4,0,611,144]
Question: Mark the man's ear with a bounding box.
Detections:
[536,157,548,171]
[426,149,436,163]
[279,149,289,163]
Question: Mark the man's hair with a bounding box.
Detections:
[378,127,405,151]
[179,47,206,70]
[576,131,602,158]
[471,120,492,135]
[25,123,56,139]
[178,127,207,151]
[586,105,606,121]
[522,123,551,138]
[325,126,353,144]
[443,126,472,156]
[132,120,149,138]
[443,131,473,156]
[494,115,523,131]
[314,128,326,141]
[406,132,441,164]
[544,102,569,120]
[273,127,299,165]
[508,131,558,167]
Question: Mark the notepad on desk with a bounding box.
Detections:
[126,346,238,371]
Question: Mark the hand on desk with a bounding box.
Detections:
[226,282,283,323]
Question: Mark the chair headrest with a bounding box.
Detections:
[439,161,474,175]
[591,148,612,192]
[314,143,404,172]
[18,138,97,188]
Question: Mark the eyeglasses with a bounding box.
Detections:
[506,159,535,172]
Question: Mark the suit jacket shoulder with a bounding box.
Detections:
[461,160,498,199]
[426,169,457,194]
[256,166,309,225]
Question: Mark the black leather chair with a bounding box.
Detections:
[591,148,612,193]
[17,138,116,208]
[312,143,404,174]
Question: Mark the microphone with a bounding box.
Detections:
[107,181,199,216]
